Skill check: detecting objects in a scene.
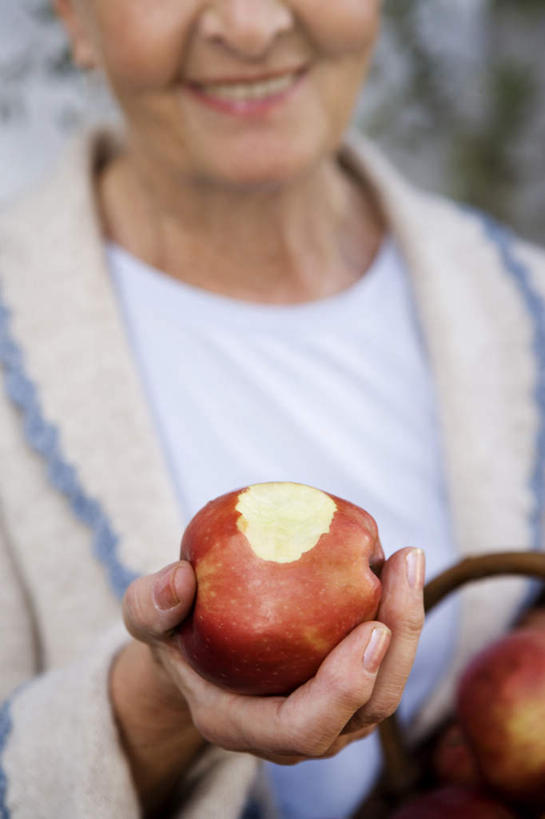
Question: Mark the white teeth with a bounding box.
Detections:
[200,72,297,102]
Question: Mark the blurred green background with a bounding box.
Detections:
[366,0,545,243]
[1,0,544,243]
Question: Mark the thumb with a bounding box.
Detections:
[123,560,196,643]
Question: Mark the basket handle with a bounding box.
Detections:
[352,551,545,818]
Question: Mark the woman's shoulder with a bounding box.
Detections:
[342,127,545,286]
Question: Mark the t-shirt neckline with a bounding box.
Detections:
[106,235,396,332]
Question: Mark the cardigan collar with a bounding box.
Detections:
[0,130,184,582]
[1,127,541,729]
[343,134,542,729]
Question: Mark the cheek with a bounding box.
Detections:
[92,0,200,88]
[296,0,381,56]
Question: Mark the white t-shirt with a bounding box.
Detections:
[107,238,458,819]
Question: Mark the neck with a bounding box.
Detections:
[97,144,385,305]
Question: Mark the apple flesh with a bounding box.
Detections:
[389,786,516,819]
[177,481,383,695]
[457,627,545,806]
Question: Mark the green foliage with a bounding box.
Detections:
[494,0,543,13]
[450,62,537,221]
[374,0,544,239]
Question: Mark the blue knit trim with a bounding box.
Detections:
[0,293,138,599]
[0,697,12,819]
[0,290,139,816]
[474,212,545,551]
[0,681,34,819]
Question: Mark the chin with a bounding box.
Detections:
[195,128,336,191]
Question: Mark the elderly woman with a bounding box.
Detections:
[1,1,544,818]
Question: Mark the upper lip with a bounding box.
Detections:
[186,66,307,87]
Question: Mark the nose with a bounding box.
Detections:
[200,0,294,60]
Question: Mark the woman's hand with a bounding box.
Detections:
[112,546,425,813]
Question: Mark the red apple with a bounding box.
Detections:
[457,627,545,806]
[389,786,516,819]
[177,481,383,695]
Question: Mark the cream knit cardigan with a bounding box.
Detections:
[0,130,544,818]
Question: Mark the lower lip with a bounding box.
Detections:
[184,70,306,117]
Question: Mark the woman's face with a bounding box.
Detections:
[59,0,381,187]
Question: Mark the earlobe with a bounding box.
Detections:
[53,0,97,70]
[71,39,98,71]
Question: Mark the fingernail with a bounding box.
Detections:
[363,626,390,673]
[406,548,425,589]
[153,564,181,611]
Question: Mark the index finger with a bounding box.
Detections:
[343,547,425,732]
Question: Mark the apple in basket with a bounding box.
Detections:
[457,626,545,807]
[177,481,383,695]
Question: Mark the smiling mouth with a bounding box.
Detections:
[186,68,306,105]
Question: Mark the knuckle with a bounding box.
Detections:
[342,718,377,739]
[314,742,341,760]
[380,702,398,721]
[403,608,425,638]
[342,712,370,734]
[281,733,315,758]
[291,731,333,758]
[361,708,387,726]
[366,697,399,725]
[297,740,325,758]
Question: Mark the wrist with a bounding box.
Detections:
[110,640,205,815]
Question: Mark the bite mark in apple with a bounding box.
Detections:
[236,482,335,563]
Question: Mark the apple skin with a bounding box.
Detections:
[457,627,545,806]
[389,786,516,819]
[177,483,383,695]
